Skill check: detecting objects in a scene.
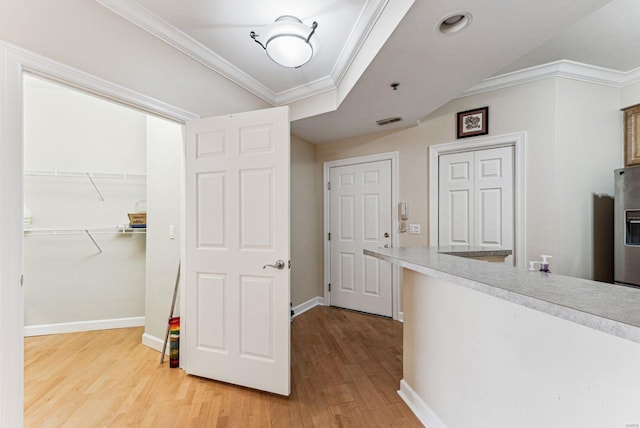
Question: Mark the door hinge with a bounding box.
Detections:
[327,182,331,190]
[328,232,331,241]
[328,283,331,292]
[288,260,291,269]
[20,274,23,287]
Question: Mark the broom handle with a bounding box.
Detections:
[160,262,181,363]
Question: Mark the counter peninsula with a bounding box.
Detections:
[365,246,640,428]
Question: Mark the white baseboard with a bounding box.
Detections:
[142,332,168,354]
[292,296,324,318]
[398,379,447,428]
[398,311,404,322]
[24,316,145,337]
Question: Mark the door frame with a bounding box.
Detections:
[0,41,198,426]
[428,132,527,268]
[323,152,401,320]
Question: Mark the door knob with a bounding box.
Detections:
[384,232,390,238]
[263,259,285,270]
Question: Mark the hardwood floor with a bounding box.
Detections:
[24,306,422,427]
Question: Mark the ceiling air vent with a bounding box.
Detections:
[376,117,402,126]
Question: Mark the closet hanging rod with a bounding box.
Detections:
[24,169,146,180]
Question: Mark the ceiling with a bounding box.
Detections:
[95,0,639,144]
[129,0,387,97]
[496,0,640,75]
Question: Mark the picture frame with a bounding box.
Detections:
[623,104,640,167]
[457,106,489,139]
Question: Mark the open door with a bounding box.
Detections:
[184,106,290,395]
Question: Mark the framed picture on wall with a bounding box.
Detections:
[457,106,489,139]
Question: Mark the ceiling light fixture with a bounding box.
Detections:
[250,16,318,68]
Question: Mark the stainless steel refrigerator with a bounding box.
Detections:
[615,165,640,287]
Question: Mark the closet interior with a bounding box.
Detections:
[23,74,183,346]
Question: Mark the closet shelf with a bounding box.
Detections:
[24,170,146,180]
[24,226,146,254]
[24,170,146,201]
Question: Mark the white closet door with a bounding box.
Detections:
[439,151,474,246]
[474,146,513,249]
[438,147,514,256]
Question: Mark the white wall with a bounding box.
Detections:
[316,77,624,280]
[0,0,269,118]
[144,116,183,347]
[23,75,147,328]
[403,269,640,428]
[621,80,640,109]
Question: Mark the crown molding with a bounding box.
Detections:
[330,0,389,85]
[275,75,336,105]
[625,67,640,87]
[95,0,278,104]
[461,60,640,98]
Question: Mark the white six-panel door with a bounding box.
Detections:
[439,147,513,254]
[438,151,475,245]
[184,106,290,396]
[329,160,392,317]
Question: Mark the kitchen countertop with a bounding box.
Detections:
[365,246,640,345]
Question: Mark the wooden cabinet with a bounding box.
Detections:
[624,104,640,166]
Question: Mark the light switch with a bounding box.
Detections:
[169,225,175,240]
[409,224,421,235]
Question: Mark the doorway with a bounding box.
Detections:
[22,74,183,341]
[323,152,400,319]
[0,45,196,426]
[429,133,526,268]
[24,74,145,336]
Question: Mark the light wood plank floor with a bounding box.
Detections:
[25,306,422,427]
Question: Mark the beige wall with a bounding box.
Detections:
[554,79,621,279]
[316,79,556,272]
[316,126,432,249]
[315,77,627,281]
[290,135,322,305]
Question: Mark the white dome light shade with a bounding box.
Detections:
[251,16,318,68]
[266,34,313,68]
